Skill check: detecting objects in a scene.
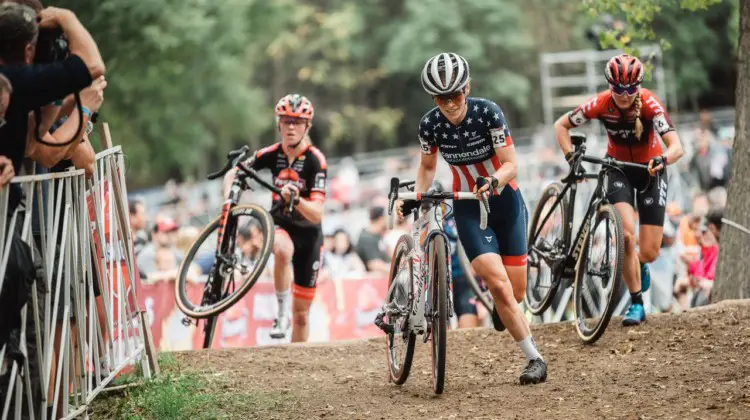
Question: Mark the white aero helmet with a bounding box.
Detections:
[421,52,471,96]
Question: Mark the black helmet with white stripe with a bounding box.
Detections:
[421,53,471,96]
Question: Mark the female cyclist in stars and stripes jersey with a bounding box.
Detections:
[396,52,547,385]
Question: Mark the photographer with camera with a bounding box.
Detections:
[0,1,105,214]
[0,2,105,418]
[26,75,105,176]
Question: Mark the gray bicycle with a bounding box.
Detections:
[375,177,491,394]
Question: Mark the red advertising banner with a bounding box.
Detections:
[140,270,388,351]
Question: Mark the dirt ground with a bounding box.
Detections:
[172,300,750,420]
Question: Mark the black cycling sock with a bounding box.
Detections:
[631,291,643,305]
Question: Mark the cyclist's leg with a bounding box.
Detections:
[495,189,529,304]
[289,228,323,343]
[271,227,295,336]
[608,168,651,324]
[636,174,668,284]
[607,169,639,293]
[455,197,546,383]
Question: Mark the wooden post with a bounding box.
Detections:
[97,122,114,150]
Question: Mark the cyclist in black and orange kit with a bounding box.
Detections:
[223,94,327,343]
[554,54,684,326]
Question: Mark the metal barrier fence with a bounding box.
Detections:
[0,144,157,419]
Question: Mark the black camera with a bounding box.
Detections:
[34,27,69,63]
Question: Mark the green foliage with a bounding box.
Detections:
[56,0,269,186]
[383,0,534,112]
[585,0,739,109]
[45,0,738,186]
[584,0,722,52]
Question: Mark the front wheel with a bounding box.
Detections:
[525,182,570,315]
[175,204,274,319]
[385,235,416,385]
[573,204,625,344]
[430,235,448,395]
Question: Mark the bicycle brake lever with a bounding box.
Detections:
[286,190,297,214]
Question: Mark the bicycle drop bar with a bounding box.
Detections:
[581,155,650,171]
[207,145,251,180]
[388,176,491,231]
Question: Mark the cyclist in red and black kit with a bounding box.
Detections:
[223,94,327,343]
[554,54,684,326]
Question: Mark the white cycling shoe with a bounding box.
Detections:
[270,314,291,339]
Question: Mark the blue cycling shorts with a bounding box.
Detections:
[452,187,528,266]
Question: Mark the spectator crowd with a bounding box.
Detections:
[130,106,736,325]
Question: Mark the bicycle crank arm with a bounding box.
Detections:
[530,245,566,268]
[374,311,394,334]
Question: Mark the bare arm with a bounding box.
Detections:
[415,152,438,193]
[554,114,576,156]
[56,95,78,122]
[26,111,90,168]
[294,197,325,225]
[69,136,96,178]
[488,146,517,188]
[661,131,684,165]
[40,8,105,78]
[648,130,684,175]
[0,156,14,187]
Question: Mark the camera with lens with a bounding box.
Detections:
[34,27,69,63]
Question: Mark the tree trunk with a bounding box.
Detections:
[712,0,750,301]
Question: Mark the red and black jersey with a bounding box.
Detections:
[250,142,327,229]
[567,88,675,163]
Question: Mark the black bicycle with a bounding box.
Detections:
[175,145,296,349]
[524,132,660,344]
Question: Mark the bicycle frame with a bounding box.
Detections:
[530,164,611,285]
[404,203,451,335]
[530,142,652,290]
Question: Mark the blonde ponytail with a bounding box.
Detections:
[634,92,643,139]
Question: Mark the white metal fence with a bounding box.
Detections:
[0,144,157,420]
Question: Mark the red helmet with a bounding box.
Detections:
[274,94,314,120]
[604,54,644,87]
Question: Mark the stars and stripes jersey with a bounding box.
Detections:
[418,97,518,194]
[250,142,327,229]
[567,88,675,163]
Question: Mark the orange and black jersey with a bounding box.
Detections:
[567,88,675,163]
[250,142,327,229]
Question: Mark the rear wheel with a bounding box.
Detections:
[430,235,448,395]
[573,204,625,344]
[385,235,416,385]
[175,204,274,319]
[525,182,570,315]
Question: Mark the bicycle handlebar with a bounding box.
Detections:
[581,155,649,171]
[567,133,664,194]
[207,145,251,180]
[387,177,492,231]
[206,145,299,212]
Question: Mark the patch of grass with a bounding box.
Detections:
[93,367,289,419]
[157,352,178,370]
